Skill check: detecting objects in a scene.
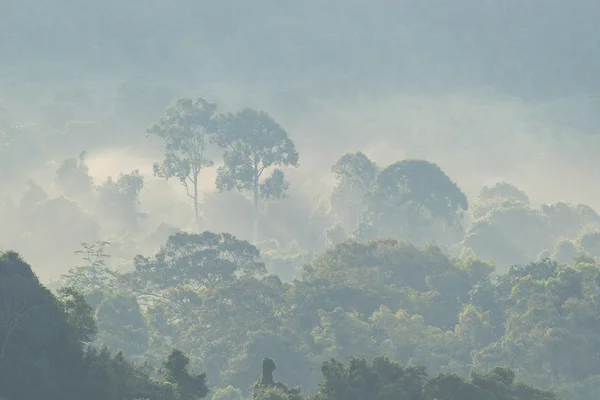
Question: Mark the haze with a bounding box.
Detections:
[2,1,600,281]
[6,2,600,400]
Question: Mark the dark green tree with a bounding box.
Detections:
[252,358,304,400]
[95,294,149,357]
[56,286,98,344]
[0,251,83,399]
[161,349,209,400]
[308,356,427,400]
[0,251,203,400]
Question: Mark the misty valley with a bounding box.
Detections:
[3,1,600,399]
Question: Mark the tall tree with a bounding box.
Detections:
[148,98,219,232]
[330,152,378,232]
[215,108,299,243]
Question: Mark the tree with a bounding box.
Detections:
[131,231,267,294]
[225,330,313,396]
[330,152,378,232]
[308,356,427,400]
[479,182,530,205]
[252,358,304,400]
[62,241,116,294]
[55,150,94,198]
[0,251,199,400]
[161,349,209,400]
[308,356,556,400]
[148,98,219,232]
[580,231,600,257]
[95,294,149,357]
[359,159,468,245]
[215,108,299,243]
[0,251,81,399]
[212,386,244,400]
[56,286,98,344]
[95,169,145,231]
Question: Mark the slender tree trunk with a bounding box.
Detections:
[253,174,259,244]
[193,179,201,233]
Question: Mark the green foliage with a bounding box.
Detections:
[9,5,600,398]
[64,241,115,293]
[260,169,289,201]
[161,349,209,400]
[10,121,600,398]
[148,98,219,231]
[359,159,468,245]
[0,251,75,399]
[308,357,556,400]
[130,231,266,293]
[329,155,468,246]
[252,358,303,400]
[579,231,600,257]
[211,386,244,400]
[479,182,530,205]
[0,250,204,400]
[57,286,98,344]
[0,247,568,400]
[330,152,378,232]
[95,294,149,356]
[215,109,299,193]
[215,108,299,242]
[465,194,600,268]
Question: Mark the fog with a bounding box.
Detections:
[2,0,600,282]
[7,2,600,399]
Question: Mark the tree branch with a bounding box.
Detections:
[182,179,195,200]
[257,165,267,179]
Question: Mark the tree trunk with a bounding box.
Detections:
[252,174,259,244]
[193,179,201,233]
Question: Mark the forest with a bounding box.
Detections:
[3,1,600,399]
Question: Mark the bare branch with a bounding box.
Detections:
[257,165,267,179]
[182,180,195,200]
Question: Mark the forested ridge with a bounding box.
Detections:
[1,249,563,400]
[3,1,600,399]
[4,95,600,399]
